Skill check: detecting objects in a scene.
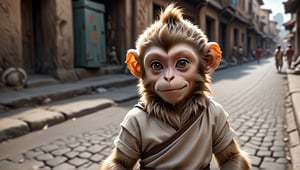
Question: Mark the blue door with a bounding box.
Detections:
[73,0,106,68]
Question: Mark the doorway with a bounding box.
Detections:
[21,0,54,75]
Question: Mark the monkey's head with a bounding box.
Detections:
[126,3,221,106]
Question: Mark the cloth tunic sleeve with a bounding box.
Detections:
[114,107,144,160]
[210,101,235,153]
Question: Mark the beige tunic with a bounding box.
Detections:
[274,49,284,67]
[114,100,235,169]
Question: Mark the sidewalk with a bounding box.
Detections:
[0,74,138,142]
[286,71,300,170]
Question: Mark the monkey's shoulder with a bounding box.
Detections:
[121,106,149,127]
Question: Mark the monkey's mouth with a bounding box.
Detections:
[158,85,187,92]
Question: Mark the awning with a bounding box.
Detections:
[284,33,294,39]
[283,18,296,30]
[283,0,300,13]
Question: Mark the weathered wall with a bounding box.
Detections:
[38,0,77,82]
[134,0,153,38]
[201,6,220,42]
[117,0,134,62]
[54,0,77,82]
[296,9,300,56]
[0,0,22,70]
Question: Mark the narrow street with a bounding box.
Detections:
[0,58,290,170]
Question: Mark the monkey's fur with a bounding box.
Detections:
[101,4,251,170]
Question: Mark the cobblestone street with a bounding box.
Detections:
[0,59,292,170]
[213,69,289,169]
[0,125,120,170]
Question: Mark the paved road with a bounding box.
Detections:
[211,58,289,170]
[0,58,290,170]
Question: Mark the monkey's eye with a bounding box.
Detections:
[176,59,189,69]
[151,61,163,71]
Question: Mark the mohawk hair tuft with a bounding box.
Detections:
[135,3,208,60]
[159,3,183,24]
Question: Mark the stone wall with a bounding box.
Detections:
[134,0,153,38]
[53,0,77,82]
[0,0,22,70]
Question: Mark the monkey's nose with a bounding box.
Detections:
[164,75,174,82]
[163,69,175,82]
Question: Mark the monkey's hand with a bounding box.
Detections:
[214,139,251,170]
[100,148,138,170]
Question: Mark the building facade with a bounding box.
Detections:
[284,0,300,57]
[0,0,279,89]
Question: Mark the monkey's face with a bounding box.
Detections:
[143,43,199,105]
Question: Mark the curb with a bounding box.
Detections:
[0,75,138,142]
[286,73,300,170]
[0,74,137,112]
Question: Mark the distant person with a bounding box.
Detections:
[255,46,262,64]
[265,48,271,58]
[285,45,294,69]
[274,45,284,72]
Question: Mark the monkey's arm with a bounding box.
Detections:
[101,148,138,170]
[214,139,251,170]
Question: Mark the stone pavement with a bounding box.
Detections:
[0,123,121,170]
[0,62,299,169]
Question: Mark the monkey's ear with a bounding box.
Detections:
[125,49,142,78]
[204,42,222,74]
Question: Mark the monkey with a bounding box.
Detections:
[101,3,251,170]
